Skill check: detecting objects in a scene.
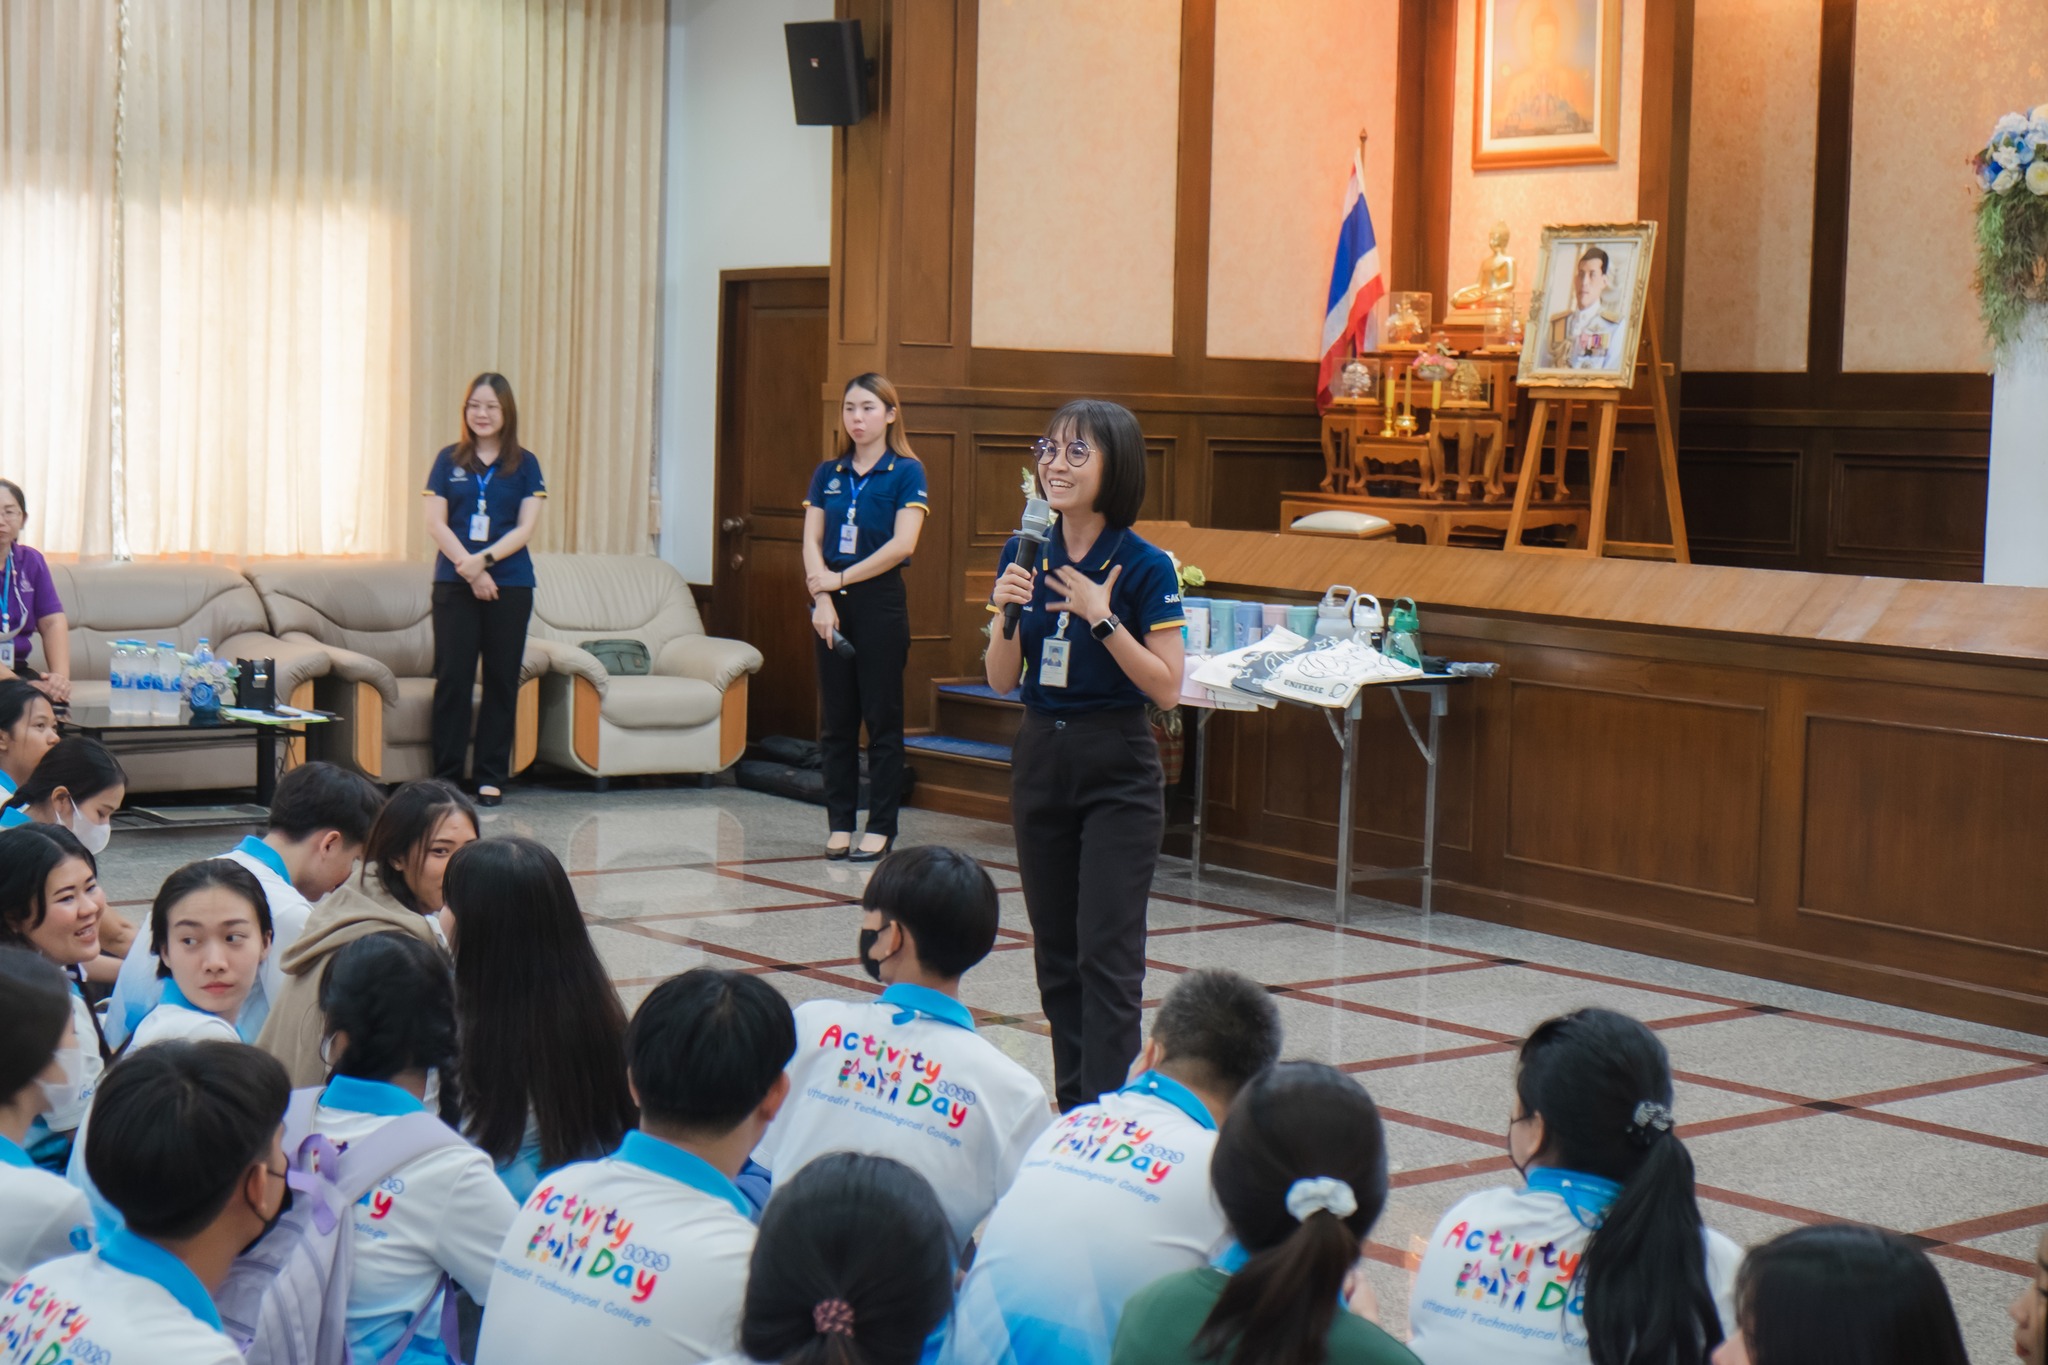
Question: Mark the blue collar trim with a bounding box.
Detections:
[1212,1241,1250,1274]
[0,1132,31,1169]
[233,835,292,883]
[879,983,975,1032]
[0,771,15,798]
[321,1075,426,1117]
[1525,1167,1623,1230]
[615,1131,752,1221]
[159,978,199,1013]
[99,1225,223,1330]
[1118,1071,1217,1131]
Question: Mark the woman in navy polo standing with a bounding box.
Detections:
[803,374,929,862]
[985,399,1186,1111]
[423,372,546,808]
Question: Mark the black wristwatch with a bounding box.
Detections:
[1091,613,1123,641]
[482,551,497,567]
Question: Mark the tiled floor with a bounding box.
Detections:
[101,784,2047,1362]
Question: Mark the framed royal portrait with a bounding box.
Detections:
[1473,0,1622,170]
[1515,222,1656,389]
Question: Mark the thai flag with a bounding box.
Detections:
[1316,149,1386,412]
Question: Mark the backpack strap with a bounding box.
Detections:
[332,1111,470,1208]
[376,1272,463,1365]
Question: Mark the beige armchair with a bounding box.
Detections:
[242,558,544,784]
[526,553,760,781]
[44,562,328,792]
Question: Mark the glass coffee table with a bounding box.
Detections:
[59,704,332,811]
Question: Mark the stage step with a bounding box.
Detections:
[905,678,1022,821]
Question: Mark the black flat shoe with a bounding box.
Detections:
[849,836,893,864]
[476,788,503,808]
[825,838,853,861]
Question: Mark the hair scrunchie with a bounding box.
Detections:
[1283,1176,1358,1223]
[1628,1100,1675,1145]
[813,1298,857,1337]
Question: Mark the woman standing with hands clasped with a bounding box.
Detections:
[424,373,545,808]
[802,374,929,862]
[985,399,1185,1112]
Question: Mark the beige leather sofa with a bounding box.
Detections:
[44,562,326,792]
[242,559,546,784]
[525,553,760,782]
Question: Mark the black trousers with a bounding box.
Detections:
[1010,705,1164,1110]
[430,582,532,790]
[814,569,909,837]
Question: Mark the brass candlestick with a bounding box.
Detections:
[1379,369,1395,438]
[1394,367,1418,435]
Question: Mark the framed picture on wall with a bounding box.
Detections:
[1516,221,1656,389]
[1473,0,1622,170]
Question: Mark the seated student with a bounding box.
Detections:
[1110,1061,1417,1365]
[0,1040,290,1365]
[1407,1008,1740,1365]
[752,845,1053,1249]
[712,1152,957,1365]
[310,931,516,1363]
[3,737,137,975]
[0,949,93,1283]
[1713,1223,1968,1365]
[443,836,636,1201]
[257,779,477,1085]
[66,859,278,1230]
[945,969,1284,1365]
[108,760,383,1046]
[0,824,108,1168]
[478,967,798,1364]
[0,677,60,827]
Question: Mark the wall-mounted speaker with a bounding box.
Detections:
[785,20,867,126]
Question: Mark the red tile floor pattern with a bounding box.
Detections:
[563,852,2048,1301]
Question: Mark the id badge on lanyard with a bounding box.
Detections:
[0,554,14,669]
[469,468,495,543]
[839,470,872,558]
[1039,614,1072,689]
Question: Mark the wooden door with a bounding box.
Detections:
[713,269,831,742]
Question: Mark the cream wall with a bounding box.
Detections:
[658,0,833,581]
[1841,0,2048,373]
[970,0,1182,355]
[1682,0,1822,373]
[1447,0,1644,334]
[1205,0,1400,362]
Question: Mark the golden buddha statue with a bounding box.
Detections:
[1450,222,1516,316]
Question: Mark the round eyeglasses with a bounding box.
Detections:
[1033,438,1092,468]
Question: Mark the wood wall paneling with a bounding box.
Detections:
[1828,448,1988,568]
[1207,438,1326,531]
[896,3,958,347]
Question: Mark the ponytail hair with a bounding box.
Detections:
[318,932,463,1126]
[1194,1061,1389,1365]
[6,737,126,812]
[739,1152,955,1365]
[1517,1009,1719,1365]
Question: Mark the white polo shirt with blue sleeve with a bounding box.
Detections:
[0,1133,91,1287]
[941,1071,1227,1365]
[0,1225,242,1365]
[753,983,1052,1249]
[476,1130,757,1365]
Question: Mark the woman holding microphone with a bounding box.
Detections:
[986,399,1185,1111]
[424,373,545,808]
[803,375,929,862]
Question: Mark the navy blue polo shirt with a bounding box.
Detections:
[804,453,930,570]
[424,445,547,587]
[992,524,1185,715]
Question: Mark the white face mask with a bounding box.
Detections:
[37,1041,86,1116]
[67,808,111,856]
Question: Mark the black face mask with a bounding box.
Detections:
[241,1169,293,1255]
[857,922,889,981]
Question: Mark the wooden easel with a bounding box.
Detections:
[1503,300,1689,562]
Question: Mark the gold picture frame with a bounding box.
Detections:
[1473,0,1622,170]
[1515,221,1656,390]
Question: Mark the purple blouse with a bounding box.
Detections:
[3,545,63,665]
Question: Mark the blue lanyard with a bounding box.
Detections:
[475,465,495,505]
[0,550,13,633]
[844,470,874,525]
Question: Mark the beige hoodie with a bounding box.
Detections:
[254,877,446,1087]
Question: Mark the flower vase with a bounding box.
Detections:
[1984,308,2048,586]
[188,680,222,716]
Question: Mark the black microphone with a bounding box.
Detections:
[829,628,856,660]
[1002,496,1055,640]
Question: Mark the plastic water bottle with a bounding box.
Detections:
[154,641,183,718]
[109,641,132,717]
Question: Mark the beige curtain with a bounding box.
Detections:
[0,1,119,556]
[0,0,663,559]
